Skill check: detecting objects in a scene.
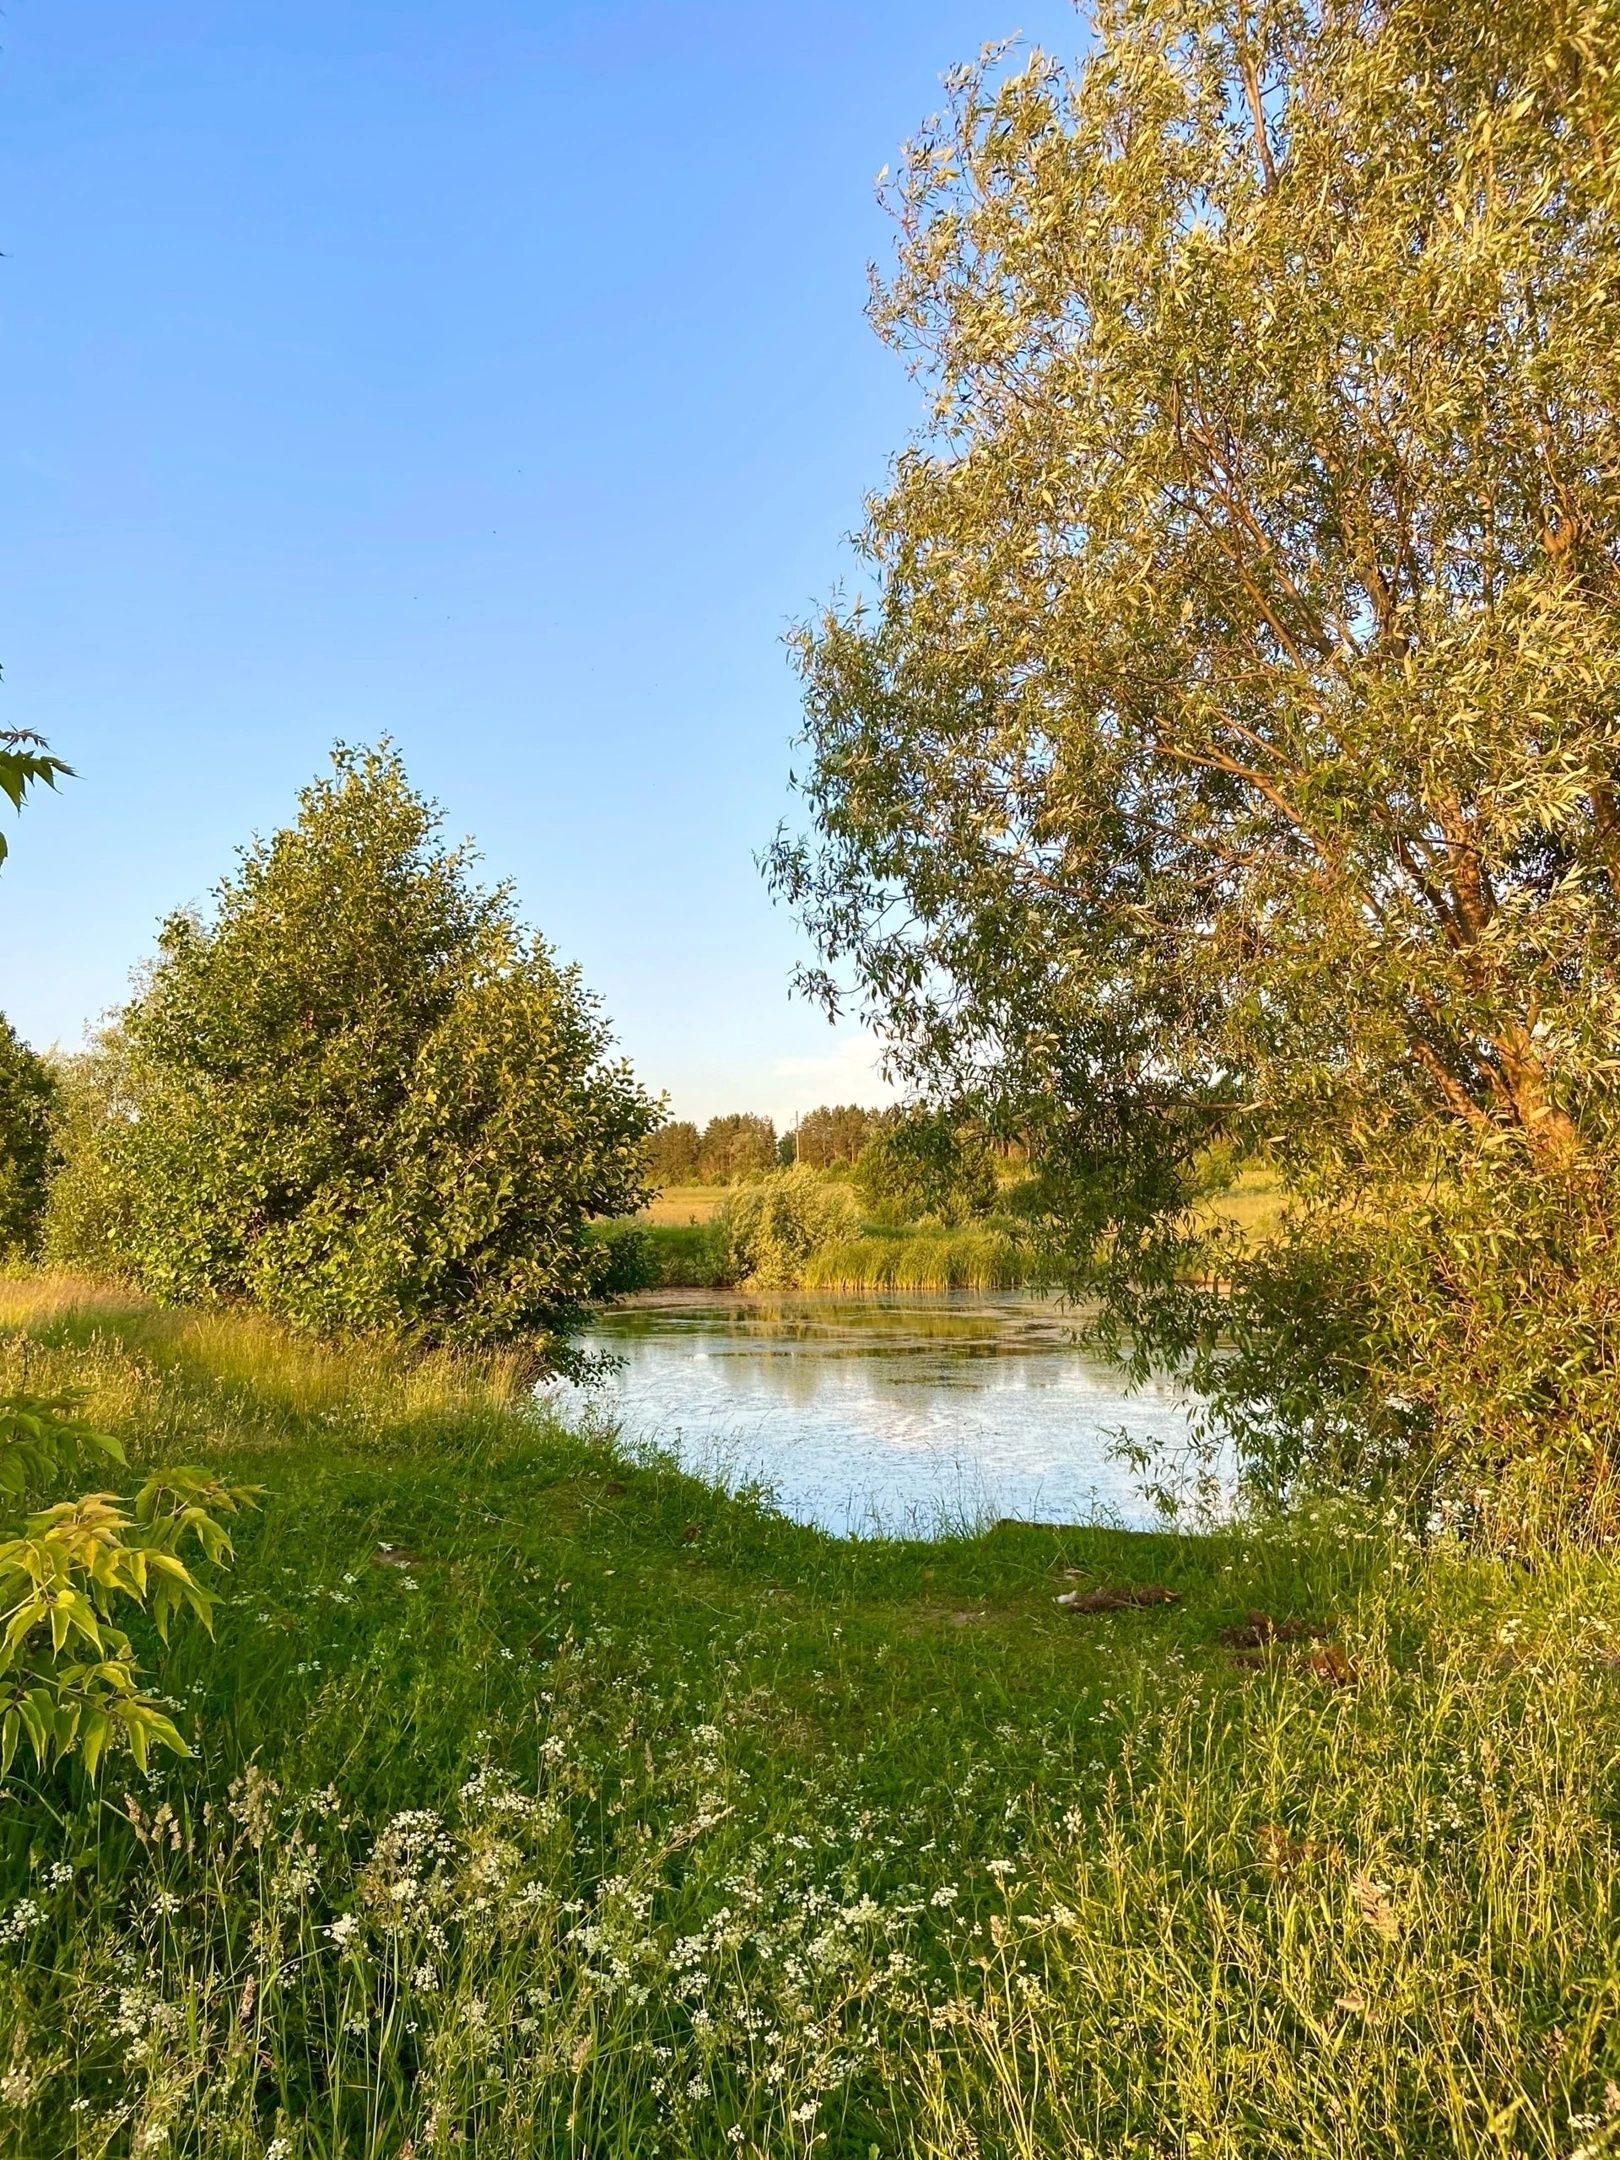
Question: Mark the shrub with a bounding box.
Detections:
[41,1026,138,1274]
[715,1168,862,1289]
[854,1109,998,1228]
[59,744,658,1365]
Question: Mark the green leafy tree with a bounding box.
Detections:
[791,1103,880,1171]
[648,1119,703,1187]
[854,1108,998,1227]
[0,731,247,1778]
[0,1018,56,1257]
[96,743,657,1361]
[40,1026,139,1272]
[697,1113,778,1184]
[770,0,1620,1523]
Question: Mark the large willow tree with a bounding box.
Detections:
[771,0,1620,1520]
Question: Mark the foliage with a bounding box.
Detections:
[0,738,69,1252]
[3,1277,1620,2156]
[647,1117,703,1187]
[800,1224,1031,1293]
[769,0,1620,1522]
[588,1216,732,1291]
[70,744,658,1363]
[0,729,70,868]
[786,1101,880,1170]
[0,735,245,1782]
[0,1390,255,1778]
[853,1106,998,1227]
[697,1111,778,1184]
[39,1026,139,1271]
[715,1165,862,1288]
[0,1018,55,1258]
[649,1114,781,1187]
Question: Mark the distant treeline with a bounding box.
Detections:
[648,1104,882,1185]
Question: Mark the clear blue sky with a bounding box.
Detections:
[1,1,1082,1126]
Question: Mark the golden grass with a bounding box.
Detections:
[639,1183,728,1225]
[0,1270,533,1445]
[1196,1166,1290,1241]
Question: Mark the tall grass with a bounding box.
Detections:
[1,1278,1618,2155]
[801,1226,1033,1292]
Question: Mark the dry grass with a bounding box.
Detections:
[639,1184,728,1225]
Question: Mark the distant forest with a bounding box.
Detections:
[648,1104,879,1184]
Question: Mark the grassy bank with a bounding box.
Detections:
[617,1162,1290,1295]
[1,1276,1618,2157]
[800,1226,1031,1293]
[599,1215,1042,1294]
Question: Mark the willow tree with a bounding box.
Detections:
[771,0,1620,1518]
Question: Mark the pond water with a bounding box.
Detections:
[547,1291,1203,1537]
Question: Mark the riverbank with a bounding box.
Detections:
[1,1275,1617,2156]
[597,1216,1041,1294]
[603,1167,1290,1295]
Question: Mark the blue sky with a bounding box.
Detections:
[1,1,1081,1125]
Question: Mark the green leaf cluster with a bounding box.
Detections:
[715,1166,863,1289]
[0,728,70,869]
[0,735,249,1780]
[0,1393,256,1779]
[0,1017,56,1257]
[852,1107,998,1227]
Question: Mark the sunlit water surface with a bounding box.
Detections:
[546,1292,1203,1537]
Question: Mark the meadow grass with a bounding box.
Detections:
[1,1276,1618,2157]
[638,1186,727,1226]
[1196,1165,1290,1242]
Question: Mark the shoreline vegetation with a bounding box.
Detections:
[1,1275,1616,2157]
[593,1168,1288,1297]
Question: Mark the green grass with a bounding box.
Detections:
[2,1275,1619,2157]
[801,1225,1033,1292]
[590,1218,731,1291]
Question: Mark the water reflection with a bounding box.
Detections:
[548,1291,1201,1538]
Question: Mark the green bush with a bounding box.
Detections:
[854,1109,998,1227]
[41,1025,138,1274]
[52,745,658,1365]
[588,1220,733,1292]
[715,1167,862,1289]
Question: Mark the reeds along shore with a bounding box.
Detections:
[601,1218,1042,1294]
[799,1227,1031,1292]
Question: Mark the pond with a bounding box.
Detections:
[548,1291,1204,1537]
